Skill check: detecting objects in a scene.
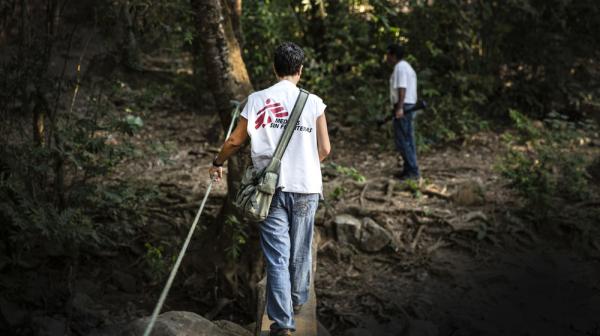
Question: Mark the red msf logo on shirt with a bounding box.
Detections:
[255,99,289,129]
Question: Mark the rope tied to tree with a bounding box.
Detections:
[142,98,246,336]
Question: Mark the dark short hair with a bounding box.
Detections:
[274,42,304,77]
[387,44,404,60]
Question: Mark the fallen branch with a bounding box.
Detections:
[425,165,481,173]
[385,179,396,204]
[421,185,450,200]
[158,182,179,188]
[341,204,453,222]
[318,239,335,252]
[164,201,204,211]
[364,195,389,203]
[425,237,447,254]
[573,200,600,208]
[359,182,370,207]
[410,225,426,251]
[341,179,368,188]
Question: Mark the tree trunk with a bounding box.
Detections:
[192,0,252,120]
[121,1,141,70]
[226,0,243,47]
[191,0,262,311]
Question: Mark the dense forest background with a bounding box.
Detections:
[1,0,599,335]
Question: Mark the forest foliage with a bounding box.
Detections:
[243,0,599,142]
[1,0,599,272]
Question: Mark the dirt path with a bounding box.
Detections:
[315,130,600,336]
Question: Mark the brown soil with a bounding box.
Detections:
[316,129,600,336]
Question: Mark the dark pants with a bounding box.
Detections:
[393,103,419,177]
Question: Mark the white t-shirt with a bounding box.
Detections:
[390,60,417,105]
[240,80,326,194]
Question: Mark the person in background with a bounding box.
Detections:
[386,43,420,180]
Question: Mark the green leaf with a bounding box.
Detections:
[126,115,144,128]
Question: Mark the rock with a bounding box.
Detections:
[448,211,488,232]
[214,320,252,336]
[358,218,392,252]
[122,311,249,336]
[451,179,485,206]
[344,328,372,336]
[31,316,66,336]
[334,214,362,244]
[334,216,393,252]
[243,322,256,333]
[381,219,402,252]
[112,270,138,293]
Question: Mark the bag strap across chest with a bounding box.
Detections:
[265,88,309,174]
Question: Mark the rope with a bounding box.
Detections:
[142,99,245,336]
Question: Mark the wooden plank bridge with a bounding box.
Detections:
[256,231,320,336]
[258,280,317,336]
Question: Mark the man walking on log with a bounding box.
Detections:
[386,44,420,180]
[209,42,331,336]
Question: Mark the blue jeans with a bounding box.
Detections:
[393,103,420,177]
[260,189,319,331]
